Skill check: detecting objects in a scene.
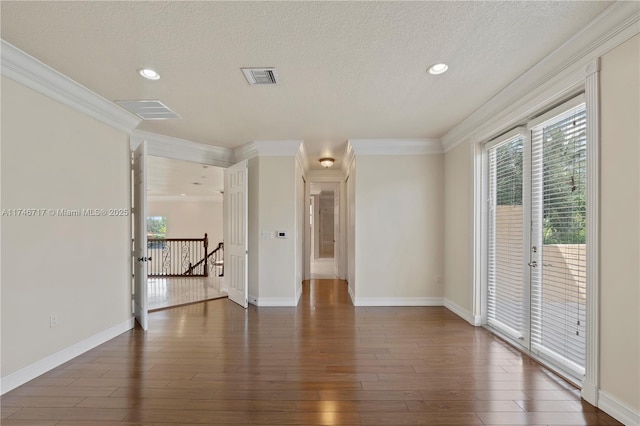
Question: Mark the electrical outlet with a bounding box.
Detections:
[49,314,58,328]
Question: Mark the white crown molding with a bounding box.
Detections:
[352,297,444,307]
[147,195,222,202]
[349,138,443,156]
[342,141,356,176]
[598,390,640,426]
[296,143,311,177]
[234,142,258,162]
[234,140,303,162]
[442,1,640,152]
[0,318,133,395]
[130,130,235,168]
[1,40,140,134]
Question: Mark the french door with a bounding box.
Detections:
[486,95,587,381]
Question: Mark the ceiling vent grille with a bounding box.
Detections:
[241,68,280,85]
[115,100,181,120]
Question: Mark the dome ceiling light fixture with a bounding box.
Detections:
[319,158,335,168]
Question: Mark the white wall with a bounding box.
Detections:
[248,157,260,302]
[256,156,297,303]
[599,34,639,414]
[443,142,474,314]
[347,158,356,299]
[1,77,132,381]
[147,198,223,246]
[294,158,304,300]
[354,154,444,303]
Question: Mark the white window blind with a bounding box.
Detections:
[487,135,526,342]
[530,102,587,378]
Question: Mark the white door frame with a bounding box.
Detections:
[129,134,237,319]
[305,180,345,280]
[471,61,601,405]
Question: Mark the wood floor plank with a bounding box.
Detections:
[56,422,178,426]
[0,395,85,408]
[0,280,617,425]
[76,396,190,410]
[6,407,128,421]
[359,411,483,425]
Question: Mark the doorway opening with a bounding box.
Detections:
[307,182,340,279]
[132,151,228,329]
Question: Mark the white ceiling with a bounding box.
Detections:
[1,1,612,169]
[147,156,224,199]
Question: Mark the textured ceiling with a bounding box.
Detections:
[147,156,224,198]
[1,1,612,167]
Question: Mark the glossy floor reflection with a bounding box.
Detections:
[1,280,622,425]
[147,276,226,311]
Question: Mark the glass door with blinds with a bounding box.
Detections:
[485,94,587,382]
[486,132,528,346]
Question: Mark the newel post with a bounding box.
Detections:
[203,233,209,277]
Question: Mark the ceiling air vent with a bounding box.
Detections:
[115,100,181,120]
[241,68,280,85]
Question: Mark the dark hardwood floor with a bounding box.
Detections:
[1,280,621,425]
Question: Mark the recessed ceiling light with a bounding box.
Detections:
[180,193,186,197]
[138,68,160,80]
[428,63,448,75]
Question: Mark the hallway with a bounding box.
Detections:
[1,280,620,425]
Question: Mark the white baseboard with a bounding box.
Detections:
[444,298,481,326]
[581,379,599,406]
[255,297,298,307]
[352,297,444,307]
[0,318,134,395]
[296,284,303,305]
[598,390,640,426]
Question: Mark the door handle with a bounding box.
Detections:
[528,261,537,268]
[137,257,152,262]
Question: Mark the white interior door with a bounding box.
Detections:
[225,160,248,308]
[303,185,311,280]
[333,188,340,277]
[133,141,148,330]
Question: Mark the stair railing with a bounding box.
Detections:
[147,233,209,277]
